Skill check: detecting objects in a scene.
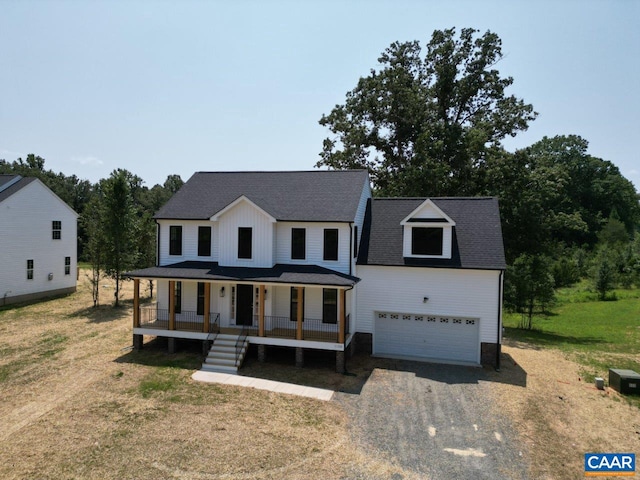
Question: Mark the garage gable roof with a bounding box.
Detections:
[358,197,506,270]
[154,170,370,222]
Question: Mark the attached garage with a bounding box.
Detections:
[373,311,480,364]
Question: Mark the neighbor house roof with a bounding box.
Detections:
[125,261,360,287]
[357,197,506,270]
[0,175,38,204]
[154,170,369,222]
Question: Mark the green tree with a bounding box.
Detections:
[505,254,555,330]
[101,170,138,306]
[317,27,536,196]
[81,194,106,307]
[593,253,616,301]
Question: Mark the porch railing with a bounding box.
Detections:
[139,306,220,333]
[232,315,349,342]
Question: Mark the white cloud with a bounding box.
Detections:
[71,155,103,166]
[0,148,26,159]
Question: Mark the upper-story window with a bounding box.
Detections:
[238,227,252,259]
[411,227,443,256]
[169,226,182,256]
[198,226,212,257]
[353,225,359,258]
[323,228,338,261]
[52,221,61,240]
[291,228,306,260]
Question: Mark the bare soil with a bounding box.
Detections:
[491,340,640,479]
[2,273,638,479]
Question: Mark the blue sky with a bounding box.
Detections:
[1,1,638,190]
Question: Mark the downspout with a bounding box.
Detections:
[156,221,160,267]
[348,222,353,276]
[496,269,504,371]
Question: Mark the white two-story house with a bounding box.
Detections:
[0,175,78,306]
[126,170,506,372]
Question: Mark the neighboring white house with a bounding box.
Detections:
[0,175,78,306]
[126,170,505,372]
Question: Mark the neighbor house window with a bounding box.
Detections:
[411,227,443,256]
[171,281,182,314]
[323,229,338,261]
[238,227,252,259]
[290,287,305,322]
[64,257,71,275]
[169,226,182,256]
[291,228,306,260]
[52,221,61,240]
[198,226,212,257]
[197,282,205,315]
[27,259,34,280]
[322,288,338,324]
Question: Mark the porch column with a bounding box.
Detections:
[258,284,265,337]
[133,279,140,328]
[203,283,211,333]
[169,280,176,331]
[296,286,303,340]
[338,289,346,344]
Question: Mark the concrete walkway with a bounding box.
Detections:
[191,370,334,401]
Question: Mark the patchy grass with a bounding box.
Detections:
[504,283,640,408]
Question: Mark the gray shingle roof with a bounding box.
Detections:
[125,261,360,287]
[358,197,506,270]
[154,170,369,222]
[0,175,37,204]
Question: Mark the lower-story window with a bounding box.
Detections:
[170,281,182,314]
[290,287,305,322]
[27,259,34,280]
[64,257,71,275]
[322,288,337,324]
[197,282,205,315]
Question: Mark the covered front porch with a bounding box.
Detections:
[127,261,358,370]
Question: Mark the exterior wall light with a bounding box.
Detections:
[423,296,429,303]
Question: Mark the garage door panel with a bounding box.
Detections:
[374,312,479,364]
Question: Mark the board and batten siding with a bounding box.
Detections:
[157,220,218,265]
[217,201,275,268]
[0,180,77,301]
[275,222,352,275]
[355,265,501,344]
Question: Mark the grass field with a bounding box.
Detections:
[503,281,640,406]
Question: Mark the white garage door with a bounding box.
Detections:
[374,312,480,364]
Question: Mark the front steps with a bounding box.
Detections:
[200,334,249,374]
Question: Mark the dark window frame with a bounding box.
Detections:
[198,226,212,257]
[173,281,182,314]
[52,221,61,240]
[353,225,358,258]
[289,287,305,322]
[411,227,444,256]
[169,226,183,256]
[291,228,306,260]
[197,282,205,315]
[64,256,71,275]
[238,227,252,259]
[27,259,34,280]
[322,288,338,324]
[323,229,339,261]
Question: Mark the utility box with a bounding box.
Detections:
[609,369,640,395]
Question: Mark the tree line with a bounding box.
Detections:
[317,27,640,327]
[0,155,183,306]
[3,28,639,322]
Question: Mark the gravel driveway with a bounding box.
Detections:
[335,359,528,480]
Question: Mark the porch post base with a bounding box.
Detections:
[168,338,176,354]
[258,345,267,363]
[295,347,304,368]
[336,351,346,374]
[133,334,143,350]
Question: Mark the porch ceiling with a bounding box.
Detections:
[125,261,359,287]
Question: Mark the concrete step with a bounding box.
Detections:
[204,357,238,367]
[200,363,238,374]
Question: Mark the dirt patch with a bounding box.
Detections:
[490,340,640,480]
